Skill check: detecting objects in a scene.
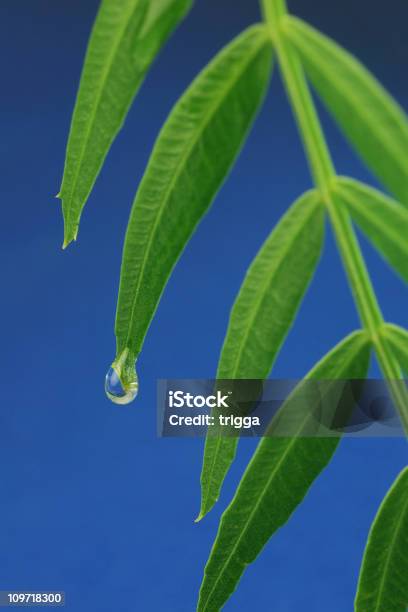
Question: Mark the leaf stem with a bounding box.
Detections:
[261,0,408,432]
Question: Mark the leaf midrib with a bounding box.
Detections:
[201,195,320,516]
[335,185,408,256]
[286,19,408,177]
[384,327,408,363]
[63,0,140,236]
[371,490,408,611]
[200,415,324,611]
[200,340,365,611]
[223,193,320,379]
[121,31,268,350]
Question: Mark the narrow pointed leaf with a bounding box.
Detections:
[355,467,408,612]
[333,178,408,282]
[113,25,273,377]
[284,16,408,206]
[197,331,371,612]
[198,190,325,520]
[59,0,192,247]
[383,324,408,375]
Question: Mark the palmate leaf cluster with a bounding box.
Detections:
[58,0,408,610]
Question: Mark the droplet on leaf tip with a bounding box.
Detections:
[105,365,138,405]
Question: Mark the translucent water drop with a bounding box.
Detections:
[105,366,138,405]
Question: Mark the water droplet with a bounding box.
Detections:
[105,366,138,405]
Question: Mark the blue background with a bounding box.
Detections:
[1,0,407,610]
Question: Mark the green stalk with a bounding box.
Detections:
[261,0,408,432]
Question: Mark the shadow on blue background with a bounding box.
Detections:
[0,0,407,610]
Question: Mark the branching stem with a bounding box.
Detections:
[261,0,408,432]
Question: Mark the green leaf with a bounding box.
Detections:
[197,330,371,612]
[198,190,325,520]
[284,16,408,206]
[59,0,192,247]
[333,178,408,283]
[355,466,408,612]
[113,25,273,381]
[382,324,408,375]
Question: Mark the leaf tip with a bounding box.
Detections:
[195,500,214,522]
[61,211,79,250]
[194,511,204,523]
[62,229,78,250]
